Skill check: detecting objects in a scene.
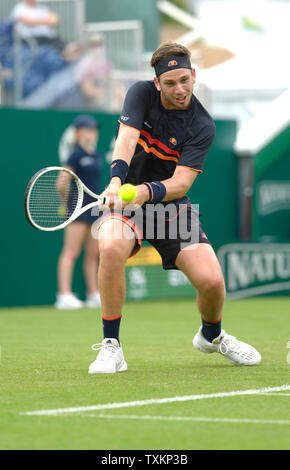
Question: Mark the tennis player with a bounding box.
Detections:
[88,42,261,373]
[55,115,102,309]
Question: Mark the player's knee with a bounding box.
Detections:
[99,241,127,266]
[201,273,225,299]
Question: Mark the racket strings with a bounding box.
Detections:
[28,170,81,228]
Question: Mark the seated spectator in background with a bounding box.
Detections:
[75,35,126,111]
[10,0,64,51]
[16,33,125,109]
[4,0,81,100]
[75,35,113,109]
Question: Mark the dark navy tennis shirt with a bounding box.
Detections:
[118,80,215,186]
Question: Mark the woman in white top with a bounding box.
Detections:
[10,0,63,49]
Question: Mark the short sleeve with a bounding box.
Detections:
[10,4,23,20]
[10,4,49,21]
[177,124,216,173]
[119,81,151,130]
[66,148,81,171]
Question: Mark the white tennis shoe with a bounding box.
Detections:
[88,338,128,374]
[85,291,101,308]
[193,327,261,366]
[54,293,83,310]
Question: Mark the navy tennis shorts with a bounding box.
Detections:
[97,201,211,270]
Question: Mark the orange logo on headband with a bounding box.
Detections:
[168,60,178,67]
[169,137,177,145]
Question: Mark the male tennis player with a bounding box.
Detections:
[88,42,261,373]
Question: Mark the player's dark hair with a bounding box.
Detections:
[150,42,191,68]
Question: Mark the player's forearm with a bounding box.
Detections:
[162,166,198,202]
[106,128,139,193]
[112,124,140,167]
[137,176,192,205]
[161,177,191,201]
[112,137,137,167]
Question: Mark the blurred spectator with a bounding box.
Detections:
[73,34,126,111]
[0,4,128,109]
[23,34,127,111]
[74,34,113,109]
[10,0,64,50]
[1,0,84,101]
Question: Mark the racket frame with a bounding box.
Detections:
[24,166,108,231]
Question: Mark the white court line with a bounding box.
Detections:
[259,393,290,397]
[79,413,290,426]
[20,384,290,416]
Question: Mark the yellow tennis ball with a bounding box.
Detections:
[118,184,138,203]
[58,205,66,217]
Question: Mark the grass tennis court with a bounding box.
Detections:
[0,297,289,450]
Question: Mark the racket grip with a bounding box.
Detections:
[102,196,110,205]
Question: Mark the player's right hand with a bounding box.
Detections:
[101,178,122,210]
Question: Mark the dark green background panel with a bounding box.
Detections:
[253,133,290,241]
[188,120,238,249]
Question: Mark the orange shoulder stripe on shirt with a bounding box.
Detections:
[138,137,179,163]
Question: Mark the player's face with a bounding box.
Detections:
[154,68,196,110]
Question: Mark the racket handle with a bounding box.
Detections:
[102,196,110,205]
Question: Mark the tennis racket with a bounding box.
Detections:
[24,166,109,231]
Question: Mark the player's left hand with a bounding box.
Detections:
[121,184,150,209]
[101,182,150,211]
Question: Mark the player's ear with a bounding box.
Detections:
[154,76,161,91]
[191,68,196,84]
